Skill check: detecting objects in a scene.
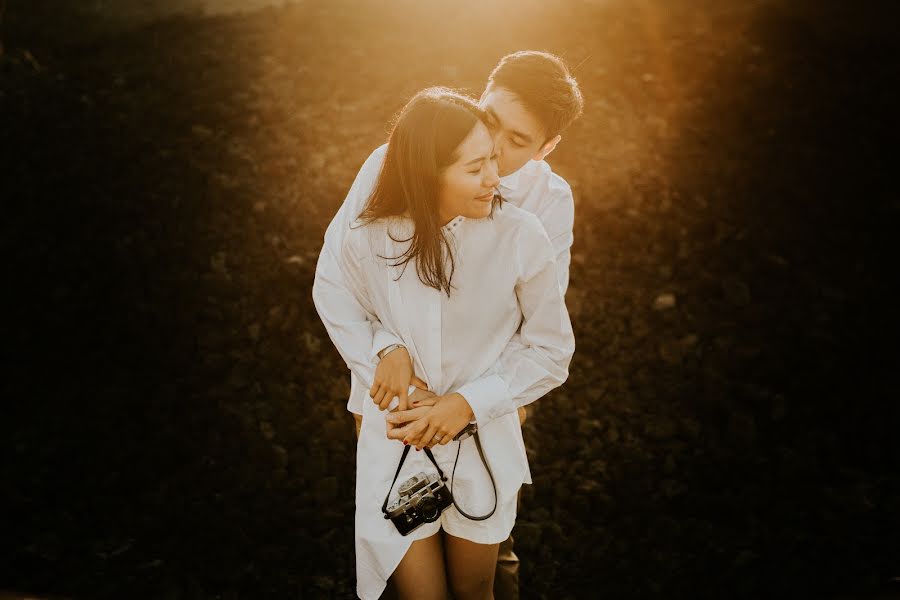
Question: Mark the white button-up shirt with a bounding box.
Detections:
[340,202,574,599]
[312,143,575,415]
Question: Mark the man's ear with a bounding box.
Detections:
[533,134,562,161]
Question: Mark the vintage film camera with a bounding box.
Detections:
[384,471,453,536]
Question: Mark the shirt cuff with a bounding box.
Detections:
[371,329,406,362]
[455,375,515,426]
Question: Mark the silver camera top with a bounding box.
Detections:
[397,472,431,497]
[387,471,442,512]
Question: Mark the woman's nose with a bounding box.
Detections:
[484,164,500,188]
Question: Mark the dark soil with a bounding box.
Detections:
[2,0,899,598]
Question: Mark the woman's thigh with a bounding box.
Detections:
[444,532,499,600]
[389,532,447,600]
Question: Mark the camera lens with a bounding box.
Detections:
[417,497,439,523]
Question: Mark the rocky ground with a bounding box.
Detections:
[2,0,899,598]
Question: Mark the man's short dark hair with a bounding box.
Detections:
[487,50,584,142]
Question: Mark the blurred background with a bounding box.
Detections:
[2,0,899,598]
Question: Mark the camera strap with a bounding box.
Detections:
[449,431,497,521]
[382,445,445,518]
[380,432,498,522]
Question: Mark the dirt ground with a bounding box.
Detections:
[2,0,899,598]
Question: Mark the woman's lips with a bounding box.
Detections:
[474,190,495,202]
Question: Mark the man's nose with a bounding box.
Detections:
[492,131,504,156]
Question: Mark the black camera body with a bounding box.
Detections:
[385,471,453,536]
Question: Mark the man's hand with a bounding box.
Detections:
[356,388,436,441]
[370,346,428,412]
[384,387,434,436]
[385,393,475,450]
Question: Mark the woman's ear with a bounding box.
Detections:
[533,134,562,161]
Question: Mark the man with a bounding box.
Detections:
[313,50,583,599]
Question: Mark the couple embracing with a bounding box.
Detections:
[313,51,584,600]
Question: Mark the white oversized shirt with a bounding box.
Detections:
[312,143,575,415]
[341,204,574,599]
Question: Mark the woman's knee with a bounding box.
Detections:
[390,533,447,600]
[444,534,498,600]
[448,572,494,600]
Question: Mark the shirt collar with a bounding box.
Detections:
[442,215,465,232]
[498,168,522,193]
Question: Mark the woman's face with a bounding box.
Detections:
[437,121,500,225]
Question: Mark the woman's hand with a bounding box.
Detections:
[370,346,428,411]
[385,393,475,450]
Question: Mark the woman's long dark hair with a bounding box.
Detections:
[357,87,501,296]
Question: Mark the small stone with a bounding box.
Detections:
[728,412,756,445]
[576,418,603,436]
[513,522,542,550]
[531,508,551,523]
[317,476,338,500]
[653,293,677,310]
[272,444,289,469]
[29,532,63,561]
[664,454,677,474]
[589,458,608,477]
[661,478,686,499]
[544,522,565,545]
[210,251,230,280]
[722,277,751,306]
[679,417,702,439]
[312,575,336,591]
[268,305,284,322]
[303,331,321,354]
[644,416,677,441]
[771,394,786,421]
[606,425,620,443]
[733,550,758,567]
[138,558,164,569]
[681,334,699,347]
[191,124,213,138]
[659,339,686,364]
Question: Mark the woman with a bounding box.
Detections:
[334,88,574,600]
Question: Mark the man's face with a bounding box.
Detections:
[479,86,548,177]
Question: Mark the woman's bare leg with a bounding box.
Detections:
[388,531,447,600]
[444,532,499,600]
